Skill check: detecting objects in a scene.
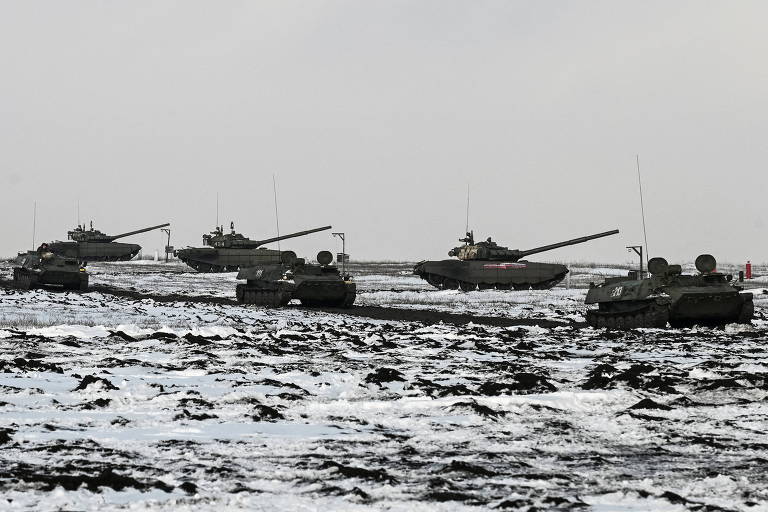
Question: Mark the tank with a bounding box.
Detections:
[584,254,754,329]
[47,222,170,262]
[13,244,88,291]
[175,223,332,272]
[235,250,356,307]
[414,229,620,291]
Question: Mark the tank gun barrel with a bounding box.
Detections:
[245,225,332,248]
[516,229,620,259]
[107,223,171,241]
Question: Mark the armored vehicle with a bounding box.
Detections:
[585,254,754,329]
[414,229,619,291]
[236,250,356,307]
[13,244,88,291]
[176,223,332,272]
[47,222,170,261]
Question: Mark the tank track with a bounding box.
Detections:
[421,273,563,292]
[187,262,233,273]
[13,268,38,290]
[586,302,670,329]
[296,282,357,308]
[235,283,292,307]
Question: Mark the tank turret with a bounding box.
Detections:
[48,221,171,262]
[448,229,620,261]
[202,223,332,250]
[67,222,170,243]
[415,228,620,291]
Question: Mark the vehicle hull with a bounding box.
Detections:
[413,259,568,291]
[176,248,283,272]
[47,241,141,262]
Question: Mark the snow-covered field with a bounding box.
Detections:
[1,260,768,511]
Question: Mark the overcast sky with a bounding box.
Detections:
[1,1,767,265]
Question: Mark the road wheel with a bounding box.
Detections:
[605,316,616,329]
[458,281,476,292]
[513,283,530,291]
[614,316,625,329]
[425,274,444,289]
[477,283,494,290]
[443,279,459,290]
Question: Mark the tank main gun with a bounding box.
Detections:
[246,225,333,248]
[67,222,170,243]
[515,229,620,259]
[449,228,619,262]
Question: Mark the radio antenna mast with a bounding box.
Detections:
[465,184,470,234]
[636,154,649,267]
[215,192,219,228]
[272,174,281,251]
[32,201,37,250]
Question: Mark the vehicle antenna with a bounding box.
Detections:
[636,154,649,268]
[465,184,470,234]
[32,201,37,250]
[215,192,219,228]
[272,174,281,251]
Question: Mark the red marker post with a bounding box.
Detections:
[746,261,752,280]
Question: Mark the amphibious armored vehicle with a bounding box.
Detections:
[13,244,88,291]
[47,222,170,262]
[585,254,754,329]
[176,223,331,272]
[414,229,619,291]
[235,250,355,307]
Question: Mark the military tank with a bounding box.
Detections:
[47,221,170,261]
[235,250,356,307]
[176,223,332,272]
[13,244,88,291]
[414,229,620,291]
[585,254,754,329]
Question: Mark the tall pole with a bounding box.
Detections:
[32,201,37,250]
[636,155,649,267]
[216,192,219,229]
[272,174,281,251]
[465,184,470,235]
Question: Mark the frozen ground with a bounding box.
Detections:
[1,260,768,511]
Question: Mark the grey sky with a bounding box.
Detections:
[2,1,767,264]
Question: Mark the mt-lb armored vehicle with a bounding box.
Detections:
[13,244,88,291]
[175,223,332,272]
[414,229,619,291]
[236,250,356,307]
[47,222,170,261]
[585,254,754,329]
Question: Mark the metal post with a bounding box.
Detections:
[161,228,171,263]
[332,232,346,277]
[627,245,643,279]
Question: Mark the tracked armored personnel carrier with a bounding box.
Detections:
[414,229,619,291]
[47,222,170,261]
[176,223,332,272]
[585,254,754,329]
[236,250,355,307]
[13,244,88,291]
